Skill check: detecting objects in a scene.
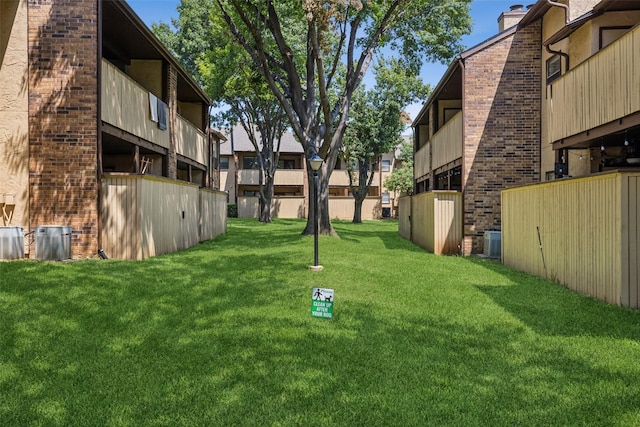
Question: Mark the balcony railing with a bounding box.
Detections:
[329,170,352,186]
[101,59,207,167]
[546,26,640,143]
[238,169,305,186]
[176,114,207,166]
[415,142,431,179]
[432,112,462,169]
[101,59,170,149]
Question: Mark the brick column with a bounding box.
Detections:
[166,63,178,179]
[462,22,542,254]
[28,0,99,258]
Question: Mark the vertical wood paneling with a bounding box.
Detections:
[101,175,226,260]
[407,192,462,255]
[199,188,226,241]
[503,172,640,307]
[415,143,430,179]
[101,59,170,149]
[398,196,411,240]
[175,115,207,165]
[432,113,463,170]
[624,176,640,308]
[547,26,640,142]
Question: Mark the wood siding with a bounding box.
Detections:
[237,196,381,220]
[175,115,207,165]
[399,192,462,255]
[237,196,306,219]
[101,59,170,149]
[432,112,462,170]
[502,172,640,307]
[547,26,640,143]
[101,174,226,260]
[415,143,430,179]
[328,170,351,186]
[238,169,305,186]
[398,196,411,240]
[328,198,381,220]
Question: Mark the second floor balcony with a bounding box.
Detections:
[546,25,640,144]
[101,59,207,168]
[238,169,305,186]
[414,112,463,179]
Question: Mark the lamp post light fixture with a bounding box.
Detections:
[309,154,323,271]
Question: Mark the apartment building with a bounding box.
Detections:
[403,4,542,255]
[220,125,395,220]
[0,0,226,260]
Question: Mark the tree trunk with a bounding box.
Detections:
[302,166,338,237]
[259,179,274,223]
[352,197,364,223]
[259,196,272,223]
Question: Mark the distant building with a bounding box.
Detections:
[220,125,396,220]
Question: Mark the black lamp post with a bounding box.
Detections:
[309,154,323,271]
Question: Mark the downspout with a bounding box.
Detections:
[96,0,104,256]
[546,44,570,73]
[545,0,570,72]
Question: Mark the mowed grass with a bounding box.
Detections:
[2,218,640,426]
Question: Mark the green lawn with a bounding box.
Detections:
[2,218,640,426]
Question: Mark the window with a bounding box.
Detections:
[278,159,296,169]
[220,157,229,170]
[382,193,390,204]
[546,55,562,84]
[243,156,259,169]
[381,160,391,172]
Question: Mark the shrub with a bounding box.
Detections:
[227,203,238,218]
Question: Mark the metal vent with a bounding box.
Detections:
[483,231,501,258]
[35,226,72,260]
[0,226,24,260]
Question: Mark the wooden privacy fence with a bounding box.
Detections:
[398,192,462,255]
[101,174,227,260]
[546,26,640,143]
[237,196,306,219]
[237,196,381,220]
[502,172,640,308]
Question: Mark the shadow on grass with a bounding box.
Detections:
[466,257,640,341]
[331,220,423,252]
[2,220,640,425]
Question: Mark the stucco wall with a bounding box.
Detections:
[0,0,28,229]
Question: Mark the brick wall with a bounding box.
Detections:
[166,63,177,179]
[462,22,542,254]
[28,0,99,258]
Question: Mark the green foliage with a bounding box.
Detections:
[227,203,238,218]
[3,219,640,425]
[164,0,472,231]
[341,58,427,217]
[384,138,414,194]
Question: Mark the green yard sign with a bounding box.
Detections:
[311,288,334,319]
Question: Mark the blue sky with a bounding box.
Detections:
[127,0,521,120]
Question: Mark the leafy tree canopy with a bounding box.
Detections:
[159,0,472,234]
